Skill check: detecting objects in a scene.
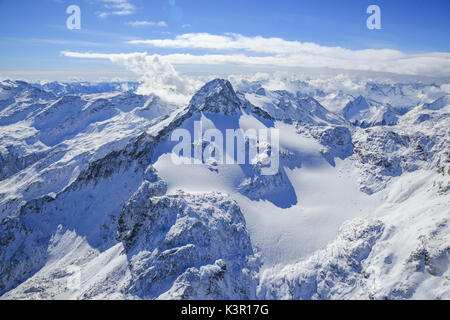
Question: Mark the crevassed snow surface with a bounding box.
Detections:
[0,77,448,300]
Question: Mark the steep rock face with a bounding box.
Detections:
[188,79,242,116]
[0,195,55,295]
[117,189,259,299]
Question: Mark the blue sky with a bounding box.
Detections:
[0,0,449,81]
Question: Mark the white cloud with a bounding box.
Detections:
[62,49,450,79]
[127,33,390,55]
[181,24,191,28]
[97,0,136,18]
[126,21,168,28]
[61,51,200,104]
[125,33,450,77]
[60,32,450,101]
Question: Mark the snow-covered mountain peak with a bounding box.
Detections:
[343,95,370,117]
[343,95,398,127]
[188,78,242,115]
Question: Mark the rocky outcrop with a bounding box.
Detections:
[118,188,259,299]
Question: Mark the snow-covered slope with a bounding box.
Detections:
[0,78,448,300]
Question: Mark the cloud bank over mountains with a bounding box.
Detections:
[64,32,450,77]
[61,32,450,102]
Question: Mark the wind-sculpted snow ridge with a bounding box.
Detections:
[0,77,449,300]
